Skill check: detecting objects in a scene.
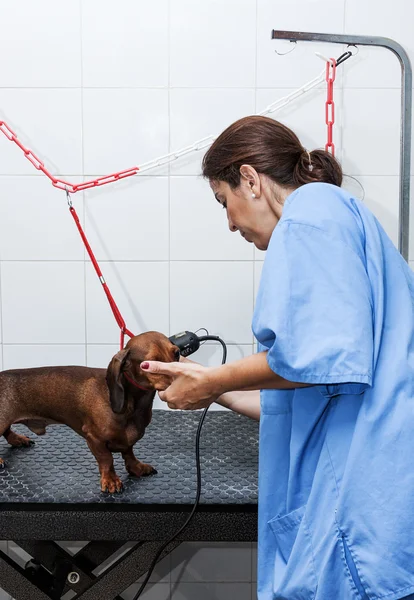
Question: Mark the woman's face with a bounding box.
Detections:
[210,174,282,251]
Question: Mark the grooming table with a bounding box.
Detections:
[0,411,258,600]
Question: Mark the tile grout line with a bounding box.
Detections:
[254,0,259,95]
[0,259,266,263]
[340,0,347,167]
[0,173,402,180]
[0,85,405,90]
[168,0,172,340]
[1,342,253,347]
[168,0,174,583]
[79,0,88,366]
[252,0,259,346]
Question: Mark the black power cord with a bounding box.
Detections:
[131,332,227,600]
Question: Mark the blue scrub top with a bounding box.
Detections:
[252,182,414,600]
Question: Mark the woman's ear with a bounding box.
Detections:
[239,164,261,197]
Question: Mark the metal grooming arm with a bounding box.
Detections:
[272,30,412,261]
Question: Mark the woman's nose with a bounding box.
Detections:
[228,218,237,232]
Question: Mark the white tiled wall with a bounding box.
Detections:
[0,0,412,598]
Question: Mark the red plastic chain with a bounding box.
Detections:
[325,59,336,156]
[0,121,139,193]
[0,118,135,347]
[67,192,134,349]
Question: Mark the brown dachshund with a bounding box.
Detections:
[0,331,180,493]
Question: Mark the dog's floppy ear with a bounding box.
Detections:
[106,348,130,414]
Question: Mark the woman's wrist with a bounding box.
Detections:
[207,366,233,397]
[206,355,268,396]
[206,352,308,393]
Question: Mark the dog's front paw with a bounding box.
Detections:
[0,458,7,470]
[100,473,124,494]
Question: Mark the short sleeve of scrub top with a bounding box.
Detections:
[253,219,373,390]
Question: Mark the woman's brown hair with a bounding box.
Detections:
[202,115,342,188]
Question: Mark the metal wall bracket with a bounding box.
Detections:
[272,30,412,261]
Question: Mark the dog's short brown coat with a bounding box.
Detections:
[0,331,179,493]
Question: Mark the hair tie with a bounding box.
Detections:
[306,150,313,172]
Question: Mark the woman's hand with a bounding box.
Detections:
[141,360,218,410]
[142,351,307,411]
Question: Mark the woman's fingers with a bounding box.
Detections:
[141,360,182,375]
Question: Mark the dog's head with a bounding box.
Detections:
[106,331,180,414]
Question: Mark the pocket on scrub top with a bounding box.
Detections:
[268,505,317,599]
[339,530,369,600]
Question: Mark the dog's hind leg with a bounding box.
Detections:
[4,427,34,448]
[122,447,157,477]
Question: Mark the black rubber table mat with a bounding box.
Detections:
[0,411,258,506]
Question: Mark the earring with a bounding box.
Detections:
[252,193,256,199]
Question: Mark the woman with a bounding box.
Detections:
[141,116,414,600]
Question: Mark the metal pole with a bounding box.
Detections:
[272,30,412,261]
